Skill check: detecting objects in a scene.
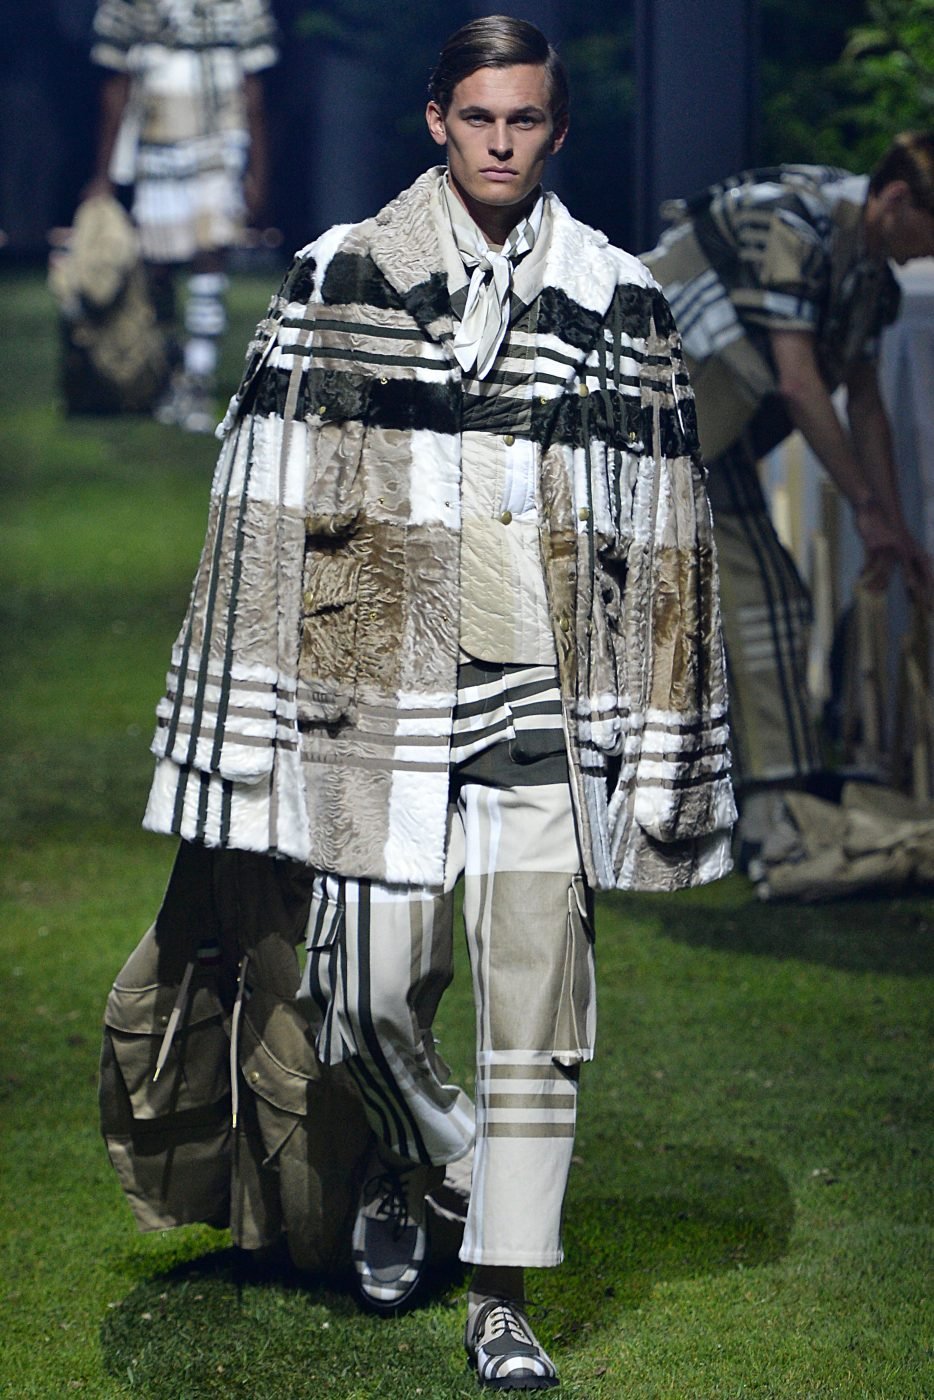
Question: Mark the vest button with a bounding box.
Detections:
[559,615,571,632]
[629,429,638,442]
[578,507,590,521]
[248,1071,260,1085]
[579,383,589,397]
[317,404,327,415]
[503,433,515,446]
[500,510,513,525]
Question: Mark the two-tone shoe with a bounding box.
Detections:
[352,1152,440,1313]
[465,1297,559,1391]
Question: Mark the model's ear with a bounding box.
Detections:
[881,178,911,211]
[549,114,569,155]
[426,101,447,148]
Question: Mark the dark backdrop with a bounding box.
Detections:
[0,0,758,260]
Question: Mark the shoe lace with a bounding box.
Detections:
[365,1169,414,1240]
[482,1302,529,1344]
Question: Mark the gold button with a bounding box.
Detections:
[503,433,515,446]
[500,510,512,525]
[559,616,570,632]
[317,404,326,415]
[628,430,637,442]
[159,1014,169,1026]
[248,1070,260,1085]
[539,396,548,405]
[379,376,388,384]
[579,384,589,398]
[578,507,590,521]
[303,591,315,608]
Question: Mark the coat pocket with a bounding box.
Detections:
[236,988,371,1272]
[103,978,230,1121]
[239,991,323,1118]
[298,552,361,724]
[99,971,232,1232]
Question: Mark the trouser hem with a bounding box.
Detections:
[459,1248,564,1268]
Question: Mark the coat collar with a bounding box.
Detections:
[365,167,633,358]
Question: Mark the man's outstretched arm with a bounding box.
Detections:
[83,71,130,200]
[769,327,929,593]
[845,356,931,595]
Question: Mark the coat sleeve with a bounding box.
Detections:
[149,249,327,785]
[625,287,736,846]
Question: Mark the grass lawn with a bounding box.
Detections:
[1,266,932,1399]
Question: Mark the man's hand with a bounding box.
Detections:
[891,522,934,603]
[855,498,933,599]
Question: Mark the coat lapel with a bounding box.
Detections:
[534,194,622,390]
[365,172,625,385]
[366,167,457,358]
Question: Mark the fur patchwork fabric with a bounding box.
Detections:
[145,169,736,891]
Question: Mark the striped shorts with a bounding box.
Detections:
[134,134,248,264]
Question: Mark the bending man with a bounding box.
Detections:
[642,135,934,861]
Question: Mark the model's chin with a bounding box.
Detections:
[471,177,534,206]
[447,168,540,213]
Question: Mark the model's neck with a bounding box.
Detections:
[447,172,539,247]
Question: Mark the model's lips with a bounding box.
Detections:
[481,168,517,181]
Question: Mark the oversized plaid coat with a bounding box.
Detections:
[144,169,735,891]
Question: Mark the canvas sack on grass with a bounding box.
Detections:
[754,782,934,901]
[756,580,934,901]
[48,193,169,414]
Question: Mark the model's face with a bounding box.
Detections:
[885,201,934,265]
[870,181,934,265]
[426,64,567,238]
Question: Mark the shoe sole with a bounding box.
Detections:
[468,1366,559,1392]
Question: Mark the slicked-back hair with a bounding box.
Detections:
[869,131,934,216]
[428,15,569,125]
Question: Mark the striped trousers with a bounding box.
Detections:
[299,721,595,1267]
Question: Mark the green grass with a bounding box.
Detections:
[1,267,932,1398]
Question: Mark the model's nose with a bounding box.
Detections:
[489,123,512,159]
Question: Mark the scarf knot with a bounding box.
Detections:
[443,180,544,379]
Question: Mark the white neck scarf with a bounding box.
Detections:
[441,177,544,379]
